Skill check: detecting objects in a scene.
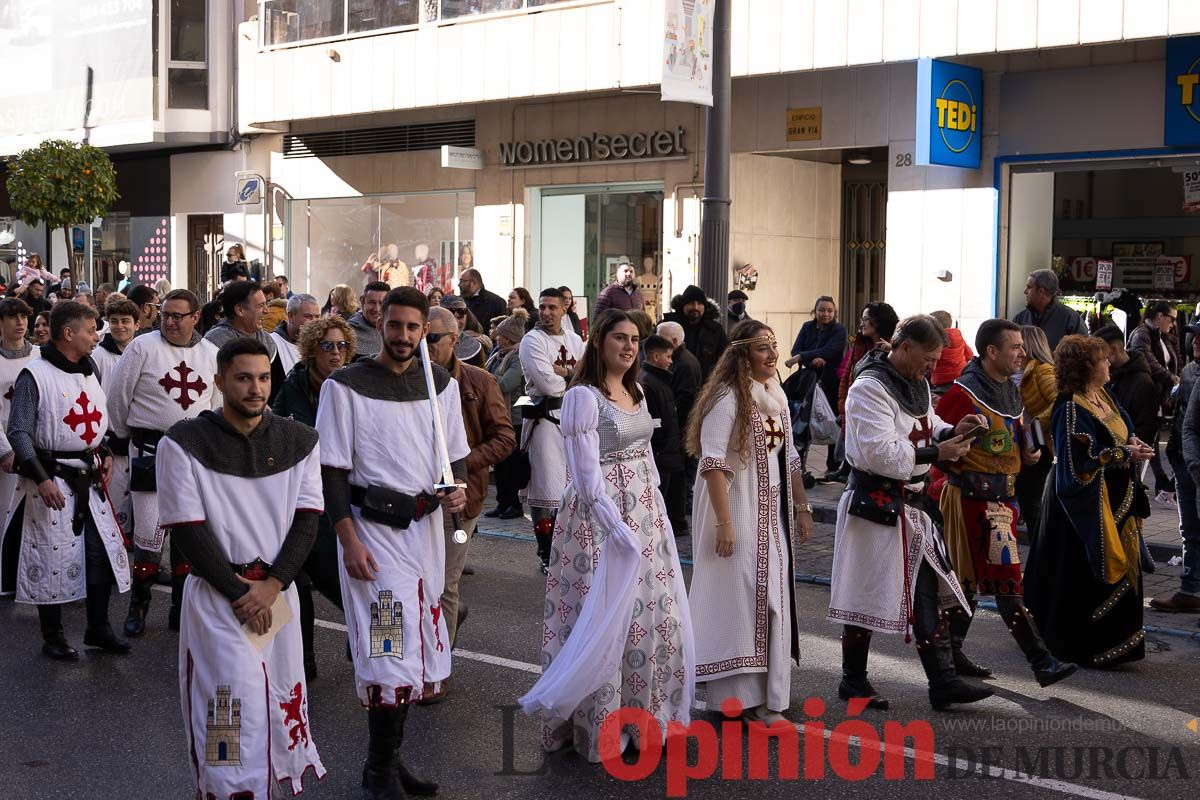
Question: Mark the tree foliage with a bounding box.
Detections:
[5,139,119,232]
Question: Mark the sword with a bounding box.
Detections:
[418,337,469,545]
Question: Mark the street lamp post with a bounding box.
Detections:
[698,0,731,306]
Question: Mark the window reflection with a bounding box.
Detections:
[261,0,575,45]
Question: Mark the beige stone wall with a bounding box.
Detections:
[729,153,841,359]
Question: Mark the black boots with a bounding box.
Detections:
[363,705,405,800]
[837,626,889,710]
[916,614,995,711]
[912,563,992,711]
[124,559,157,637]
[83,580,131,654]
[995,596,1077,688]
[362,703,439,799]
[949,592,993,679]
[38,605,78,661]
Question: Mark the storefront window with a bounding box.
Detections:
[538,184,663,319]
[287,191,475,305]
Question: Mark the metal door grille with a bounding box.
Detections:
[840,180,887,319]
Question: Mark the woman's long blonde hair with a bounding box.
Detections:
[329,284,357,316]
[685,320,773,462]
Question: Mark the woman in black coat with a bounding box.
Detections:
[786,296,847,470]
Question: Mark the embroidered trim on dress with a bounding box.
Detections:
[1092,629,1144,665]
[600,447,649,464]
[1091,578,1131,622]
[695,406,772,676]
[698,456,732,474]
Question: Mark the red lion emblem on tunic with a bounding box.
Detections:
[279,682,310,751]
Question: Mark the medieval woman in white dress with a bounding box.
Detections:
[687,321,813,724]
[520,310,695,763]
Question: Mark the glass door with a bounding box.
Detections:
[537,183,664,320]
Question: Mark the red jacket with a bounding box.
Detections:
[930,328,973,387]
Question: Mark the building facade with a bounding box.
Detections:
[0,0,261,298]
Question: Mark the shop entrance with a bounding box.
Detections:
[840,159,888,321]
[1002,154,1200,328]
[187,215,224,301]
[534,183,664,320]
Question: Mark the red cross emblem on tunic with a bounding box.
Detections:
[159,361,208,410]
[63,391,102,446]
[555,345,577,370]
[763,416,785,449]
[909,416,933,447]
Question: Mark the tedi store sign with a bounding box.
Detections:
[499,127,686,168]
[1165,35,1200,146]
[915,58,983,169]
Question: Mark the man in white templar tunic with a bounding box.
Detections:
[106,289,220,636]
[157,337,325,799]
[5,301,131,660]
[518,287,584,574]
[88,296,140,539]
[828,315,993,712]
[315,287,468,800]
[0,297,39,595]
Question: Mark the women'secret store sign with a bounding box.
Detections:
[499,127,686,168]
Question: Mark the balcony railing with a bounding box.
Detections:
[259,0,584,48]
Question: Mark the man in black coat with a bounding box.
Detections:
[643,335,686,537]
[662,285,728,382]
[656,320,701,434]
[1095,325,1159,449]
[458,268,507,328]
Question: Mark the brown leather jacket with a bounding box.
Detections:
[450,358,516,519]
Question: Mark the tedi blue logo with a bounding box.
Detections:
[1165,36,1200,146]
[916,58,983,169]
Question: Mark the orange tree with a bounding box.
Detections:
[5,139,119,280]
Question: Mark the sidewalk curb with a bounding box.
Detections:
[476,527,1200,642]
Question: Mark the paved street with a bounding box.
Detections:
[1,515,1198,799]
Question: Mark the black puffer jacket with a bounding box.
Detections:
[662,293,728,383]
[1107,351,1160,446]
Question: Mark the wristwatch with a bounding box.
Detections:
[796,502,814,514]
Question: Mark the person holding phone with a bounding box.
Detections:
[935,319,1077,688]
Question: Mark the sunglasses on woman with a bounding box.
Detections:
[317,340,350,352]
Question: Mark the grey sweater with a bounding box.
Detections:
[347,312,382,358]
[203,319,278,361]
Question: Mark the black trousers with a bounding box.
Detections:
[493,447,529,511]
[36,504,116,634]
[1015,451,1053,547]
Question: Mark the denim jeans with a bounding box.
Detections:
[1167,452,1200,594]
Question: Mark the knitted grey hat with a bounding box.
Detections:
[495,308,528,342]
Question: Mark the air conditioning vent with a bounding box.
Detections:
[283,120,475,159]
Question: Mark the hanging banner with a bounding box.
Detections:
[915,58,983,169]
[662,0,714,106]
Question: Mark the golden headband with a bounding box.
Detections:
[731,333,777,348]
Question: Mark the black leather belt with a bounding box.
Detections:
[350,484,439,530]
[130,427,165,452]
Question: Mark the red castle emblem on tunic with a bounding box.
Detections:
[159,361,208,410]
[63,391,102,446]
[279,683,310,751]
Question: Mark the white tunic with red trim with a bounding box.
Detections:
[0,345,39,593]
[8,358,130,604]
[106,331,220,551]
[688,382,803,705]
[157,423,326,799]
[518,326,585,509]
[315,371,470,705]
[827,374,969,634]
